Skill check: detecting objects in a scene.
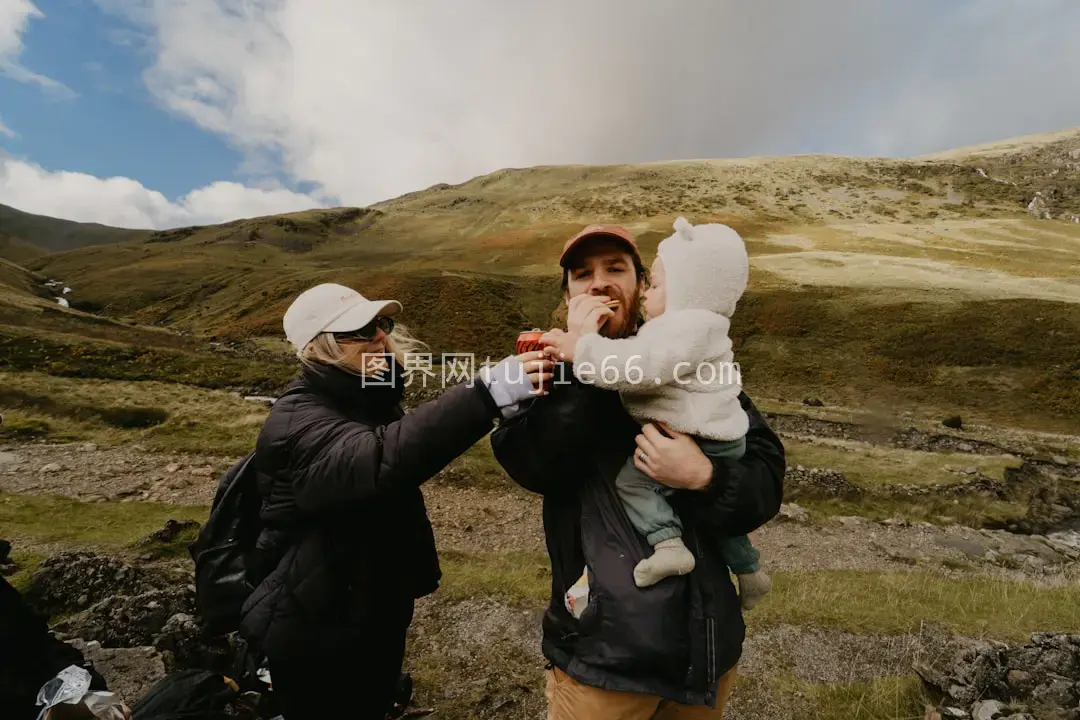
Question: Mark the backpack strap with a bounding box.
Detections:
[247,382,307,506]
[247,382,312,554]
[276,383,307,401]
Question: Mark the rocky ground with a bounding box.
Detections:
[917,633,1080,720]
[2,410,1078,719]
[3,425,1077,572]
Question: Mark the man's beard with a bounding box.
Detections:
[599,288,642,339]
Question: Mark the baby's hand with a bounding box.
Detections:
[540,328,581,363]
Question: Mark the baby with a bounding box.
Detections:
[544,217,771,609]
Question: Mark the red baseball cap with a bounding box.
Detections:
[559,224,641,268]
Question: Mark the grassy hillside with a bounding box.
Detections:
[0,202,149,253]
[0,231,44,264]
[12,127,1080,431]
[0,257,40,298]
[0,254,295,399]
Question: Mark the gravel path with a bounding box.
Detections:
[0,442,232,505]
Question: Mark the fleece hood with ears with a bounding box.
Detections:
[657,217,748,318]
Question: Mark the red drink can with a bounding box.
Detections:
[516,328,546,355]
[516,328,551,391]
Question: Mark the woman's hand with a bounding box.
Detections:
[566,294,615,335]
[633,422,713,491]
[514,349,555,395]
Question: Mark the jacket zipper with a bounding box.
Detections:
[706,618,717,704]
[691,531,717,706]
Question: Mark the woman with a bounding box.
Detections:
[239,282,549,720]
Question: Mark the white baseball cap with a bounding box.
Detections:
[283,283,402,352]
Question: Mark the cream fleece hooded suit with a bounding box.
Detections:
[573,217,750,441]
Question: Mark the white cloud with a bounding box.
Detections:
[90,0,1080,208]
[0,156,325,229]
[0,0,39,62]
[0,0,75,98]
[0,115,15,138]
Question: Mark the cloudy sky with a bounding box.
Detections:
[1,0,1079,230]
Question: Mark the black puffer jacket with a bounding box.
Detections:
[490,367,784,707]
[239,362,501,660]
[1,575,108,718]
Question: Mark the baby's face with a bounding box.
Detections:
[643,257,666,320]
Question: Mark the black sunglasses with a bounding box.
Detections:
[334,315,395,342]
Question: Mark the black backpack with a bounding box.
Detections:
[130,669,239,720]
[189,388,305,637]
[188,451,263,637]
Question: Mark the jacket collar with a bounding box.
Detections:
[299,357,406,413]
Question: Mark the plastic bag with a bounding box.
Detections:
[35,665,128,720]
[564,568,589,619]
[78,693,128,720]
[36,666,91,719]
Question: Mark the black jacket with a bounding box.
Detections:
[490,367,784,707]
[1,575,109,718]
[239,362,501,660]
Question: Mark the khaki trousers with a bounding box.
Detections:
[544,666,737,719]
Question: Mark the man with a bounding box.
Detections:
[490,224,785,718]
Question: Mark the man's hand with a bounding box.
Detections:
[566,294,615,335]
[539,328,581,363]
[633,422,712,491]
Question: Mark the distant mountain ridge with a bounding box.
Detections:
[2,124,1079,258]
[0,203,149,255]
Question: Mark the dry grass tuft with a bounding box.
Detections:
[750,569,1080,642]
[0,492,207,549]
[0,372,270,454]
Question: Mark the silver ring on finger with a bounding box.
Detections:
[638,451,648,463]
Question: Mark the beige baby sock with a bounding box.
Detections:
[633,537,696,588]
[737,570,772,610]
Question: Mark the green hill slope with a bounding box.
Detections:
[0,232,45,264]
[12,127,1080,431]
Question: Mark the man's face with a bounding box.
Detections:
[563,238,643,338]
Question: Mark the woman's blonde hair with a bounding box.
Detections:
[299,321,429,375]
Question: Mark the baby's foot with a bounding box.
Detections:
[633,538,696,588]
[737,570,772,610]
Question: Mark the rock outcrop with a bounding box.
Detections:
[1028,193,1052,220]
[54,588,197,648]
[784,464,861,498]
[23,551,181,617]
[23,550,252,693]
[917,632,1080,719]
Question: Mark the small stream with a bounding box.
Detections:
[42,278,73,307]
